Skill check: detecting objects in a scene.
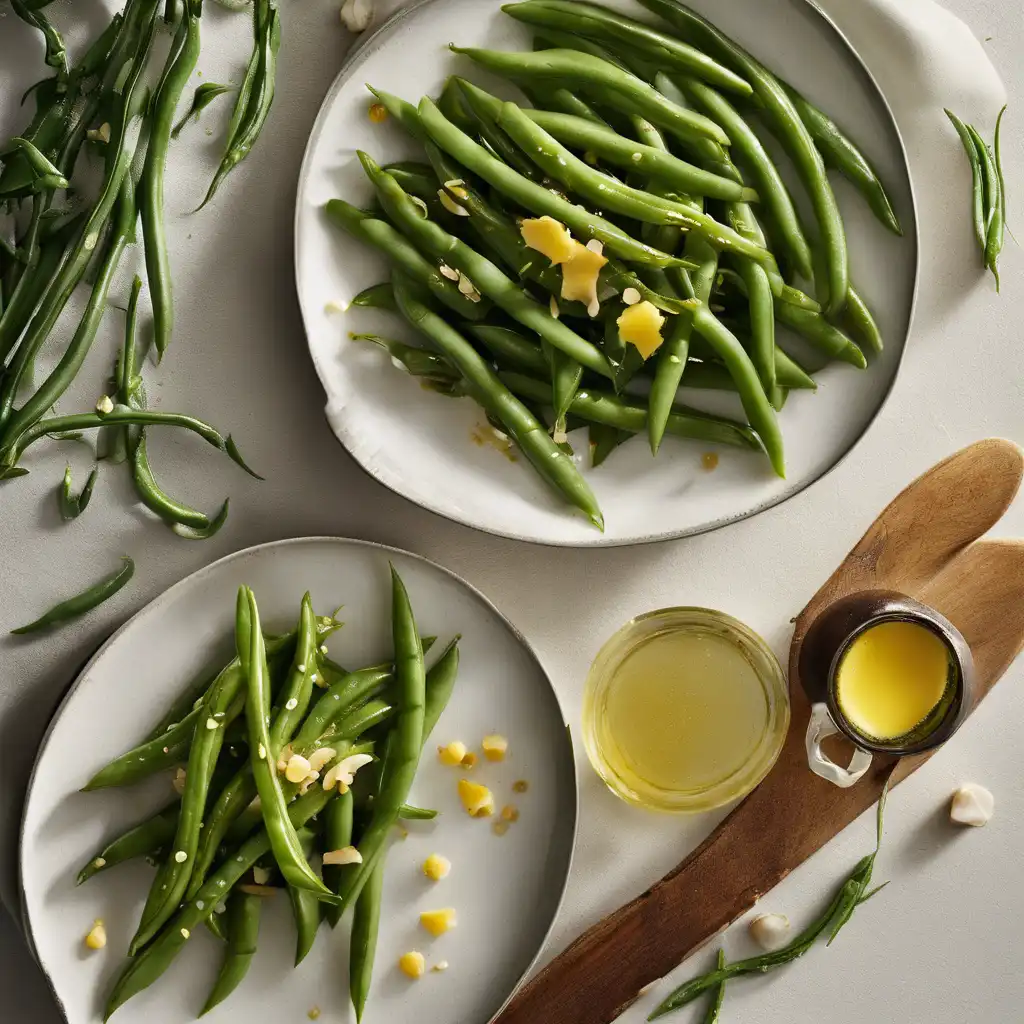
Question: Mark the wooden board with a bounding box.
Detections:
[495,439,1024,1024]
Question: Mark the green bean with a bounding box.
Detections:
[701,950,727,1023]
[841,285,883,356]
[501,371,761,451]
[324,200,487,320]
[776,301,866,368]
[11,0,68,78]
[200,892,262,1015]
[1,405,261,479]
[945,109,987,251]
[419,97,688,269]
[141,0,202,358]
[968,123,999,259]
[77,803,179,885]
[352,282,398,312]
[504,0,752,95]
[172,83,233,139]
[58,463,98,520]
[292,665,393,753]
[452,46,729,150]
[133,433,228,533]
[105,787,334,1023]
[350,857,384,1022]
[639,0,849,314]
[498,105,756,202]
[270,593,319,750]
[353,332,465,393]
[522,82,607,124]
[393,275,605,529]
[676,75,812,280]
[200,0,281,209]
[649,222,718,455]
[367,85,428,142]
[11,556,134,635]
[783,84,902,236]
[683,348,815,392]
[398,804,438,821]
[589,423,630,467]
[985,105,1006,289]
[468,324,548,374]
[238,587,338,902]
[0,137,68,196]
[289,831,322,966]
[323,789,354,928]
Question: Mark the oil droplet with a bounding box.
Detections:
[702,452,719,471]
[368,103,388,124]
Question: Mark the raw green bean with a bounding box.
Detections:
[452,46,729,149]
[77,803,179,885]
[58,464,98,520]
[784,84,902,236]
[398,804,438,821]
[11,0,68,77]
[676,75,812,280]
[11,557,134,635]
[945,109,987,251]
[968,122,999,253]
[503,1,752,96]
[494,102,773,265]
[639,0,849,314]
[199,891,261,1016]
[324,200,487,321]
[702,950,727,1023]
[350,857,384,1022]
[393,275,605,529]
[501,371,761,451]
[775,301,866,368]
[418,96,688,268]
[985,105,1006,289]
[172,83,233,139]
[468,324,548,374]
[141,0,202,358]
[238,587,338,901]
[200,0,281,209]
[133,433,228,532]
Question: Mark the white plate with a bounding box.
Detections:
[20,538,576,1024]
[295,0,918,546]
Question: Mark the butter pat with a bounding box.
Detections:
[949,783,994,826]
[617,300,665,358]
[560,241,608,316]
[520,216,576,265]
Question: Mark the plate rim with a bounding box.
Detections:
[293,0,922,549]
[18,535,579,1024]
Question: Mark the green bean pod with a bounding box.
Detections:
[393,275,605,529]
[350,858,384,1022]
[985,106,1006,289]
[775,301,866,368]
[323,789,355,929]
[199,891,262,1016]
[11,557,134,635]
[468,325,548,374]
[841,285,883,356]
[77,803,179,885]
[172,82,233,139]
[132,434,222,531]
[289,831,322,965]
[945,109,987,251]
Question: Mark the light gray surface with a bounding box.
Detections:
[2,0,1023,1022]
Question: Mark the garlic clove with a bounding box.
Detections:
[340,0,373,33]
[949,783,994,827]
[749,913,791,950]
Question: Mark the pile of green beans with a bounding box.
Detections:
[946,106,1007,289]
[333,0,898,531]
[1,0,282,538]
[78,569,460,1021]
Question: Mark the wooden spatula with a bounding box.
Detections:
[495,438,1024,1024]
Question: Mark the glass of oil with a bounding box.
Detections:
[582,608,790,813]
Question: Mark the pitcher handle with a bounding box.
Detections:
[805,702,872,788]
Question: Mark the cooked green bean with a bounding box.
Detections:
[503,1,753,97]
[350,858,384,1022]
[200,892,262,1016]
[841,285,883,356]
[501,370,761,451]
[172,82,233,139]
[639,0,849,314]
[77,803,179,885]
[289,831,321,966]
[418,97,688,269]
[11,556,134,635]
[393,274,605,529]
[945,109,987,251]
[590,423,630,467]
[353,333,465,394]
[775,301,866,368]
[141,0,202,358]
[352,282,399,312]
[58,464,98,520]
[784,84,902,236]
[468,324,548,374]
[323,789,354,929]
[133,434,229,534]
[985,105,1006,289]
[701,950,727,1023]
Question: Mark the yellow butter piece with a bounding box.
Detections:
[399,951,426,978]
[420,908,457,937]
[617,300,666,358]
[520,216,576,265]
[457,778,494,817]
[560,241,608,312]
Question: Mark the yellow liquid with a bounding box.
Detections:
[602,629,769,792]
[836,621,951,741]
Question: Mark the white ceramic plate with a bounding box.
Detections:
[20,538,576,1024]
[295,0,918,546]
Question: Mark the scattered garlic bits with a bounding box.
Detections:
[439,190,471,217]
[749,913,791,950]
[423,854,451,881]
[323,846,363,866]
[420,908,457,937]
[481,734,508,762]
[84,919,107,951]
[458,778,495,818]
[520,216,575,264]
[95,394,114,414]
[285,754,312,784]
[322,752,374,792]
[950,783,994,826]
[438,741,468,766]
[617,301,666,358]
[399,951,426,979]
[432,960,449,973]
